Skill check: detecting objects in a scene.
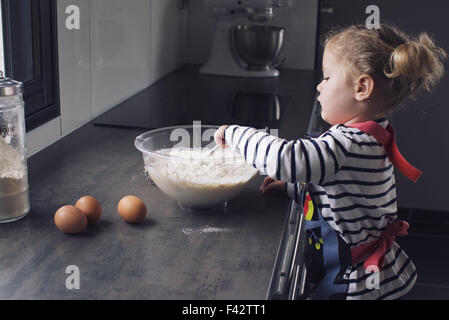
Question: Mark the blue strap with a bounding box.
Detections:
[309,211,349,299]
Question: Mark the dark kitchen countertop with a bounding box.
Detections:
[0,64,317,299]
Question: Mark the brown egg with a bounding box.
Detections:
[117,195,147,223]
[75,195,102,224]
[54,205,88,234]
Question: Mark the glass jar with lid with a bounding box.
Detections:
[0,71,30,222]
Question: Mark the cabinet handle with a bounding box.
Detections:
[290,264,300,300]
[320,7,334,14]
[298,264,307,298]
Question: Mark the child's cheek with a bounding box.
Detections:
[319,91,328,108]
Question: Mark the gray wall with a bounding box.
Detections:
[27,0,188,156]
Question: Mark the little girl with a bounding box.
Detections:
[214,24,446,300]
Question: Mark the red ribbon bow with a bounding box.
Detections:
[351,220,409,270]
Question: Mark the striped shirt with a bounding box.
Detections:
[224,119,417,300]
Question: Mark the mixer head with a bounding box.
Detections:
[204,0,291,21]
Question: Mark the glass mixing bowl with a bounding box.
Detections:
[135,125,259,209]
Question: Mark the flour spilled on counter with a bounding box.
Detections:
[182,225,234,236]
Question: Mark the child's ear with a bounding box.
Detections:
[354,74,375,101]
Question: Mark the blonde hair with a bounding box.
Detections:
[324,24,447,108]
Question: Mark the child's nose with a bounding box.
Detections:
[316,81,322,93]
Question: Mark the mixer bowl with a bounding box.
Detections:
[232,25,285,71]
[135,125,259,209]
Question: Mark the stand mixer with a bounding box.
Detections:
[200,0,290,78]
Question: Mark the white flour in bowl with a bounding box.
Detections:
[0,136,29,221]
[144,147,258,207]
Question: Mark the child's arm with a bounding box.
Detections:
[221,124,351,186]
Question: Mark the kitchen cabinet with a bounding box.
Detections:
[317,0,449,211]
[2,0,59,131]
[57,0,92,135]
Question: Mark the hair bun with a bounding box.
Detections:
[385,33,447,92]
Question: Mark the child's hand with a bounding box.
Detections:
[259,176,287,198]
[214,125,229,148]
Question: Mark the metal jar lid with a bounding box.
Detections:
[0,71,23,96]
